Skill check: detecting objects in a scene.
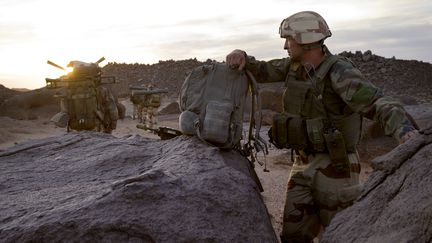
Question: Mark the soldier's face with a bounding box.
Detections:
[284,37,303,61]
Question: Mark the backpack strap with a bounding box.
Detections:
[244,70,269,168]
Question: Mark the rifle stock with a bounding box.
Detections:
[136,124,182,140]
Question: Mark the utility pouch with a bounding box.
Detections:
[323,129,350,173]
[306,118,326,152]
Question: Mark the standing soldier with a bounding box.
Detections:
[142,84,162,129]
[226,11,418,242]
[130,88,145,122]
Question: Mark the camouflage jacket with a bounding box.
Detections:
[244,46,415,141]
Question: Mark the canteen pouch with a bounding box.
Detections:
[201,100,234,144]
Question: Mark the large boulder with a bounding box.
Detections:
[322,128,432,242]
[158,101,180,115]
[0,133,277,242]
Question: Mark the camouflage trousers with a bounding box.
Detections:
[142,107,157,128]
[280,152,362,243]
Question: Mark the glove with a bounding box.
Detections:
[226,49,247,71]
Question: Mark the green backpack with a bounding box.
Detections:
[179,62,266,152]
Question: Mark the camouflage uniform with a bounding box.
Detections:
[242,11,416,242]
[130,89,161,129]
[130,92,145,122]
[142,93,161,129]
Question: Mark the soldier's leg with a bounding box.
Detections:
[312,152,361,227]
[141,107,148,124]
[137,105,143,122]
[151,107,158,125]
[148,107,156,128]
[132,105,137,119]
[281,157,320,243]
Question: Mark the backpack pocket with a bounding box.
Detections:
[179,110,199,135]
[201,100,234,144]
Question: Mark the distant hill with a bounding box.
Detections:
[101,51,432,103]
[11,88,31,92]
[339,50,432,104]
[0,84,20,106]
[0,51,431,120]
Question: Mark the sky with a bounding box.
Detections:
[0,0,431,89]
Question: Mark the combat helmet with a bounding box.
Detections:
[279,11,332,45]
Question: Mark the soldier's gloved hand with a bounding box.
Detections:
[226,49,247,71]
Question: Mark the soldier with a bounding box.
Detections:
[142,84,161,129]
[226,11,418,242]
[130,89,145,122]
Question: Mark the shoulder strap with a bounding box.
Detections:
[244,70,268,166]
[312,55,341,128]
[314,55,340,96]
[283,61,301,87]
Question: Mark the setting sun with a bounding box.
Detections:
[0,0,430,89]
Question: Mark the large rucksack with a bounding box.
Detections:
[65,82,102,131]
[179,62,267,153]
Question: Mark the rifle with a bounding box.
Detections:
[136,124,182,140]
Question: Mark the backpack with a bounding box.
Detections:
[65,82,102,131]
[147,94,161,108]
[179,62,267,152]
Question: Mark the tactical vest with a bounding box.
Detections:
[276,55,361,153]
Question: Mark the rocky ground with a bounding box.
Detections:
[0,51,431,241]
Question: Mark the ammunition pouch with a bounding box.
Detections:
[270,113,360,156]
[270,113,308,150]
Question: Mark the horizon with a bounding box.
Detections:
[1,0,431,89]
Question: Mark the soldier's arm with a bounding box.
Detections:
[226,49,290,83]
[245,55,290,83]
[106,91,119,121]
[329,59,416,142]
